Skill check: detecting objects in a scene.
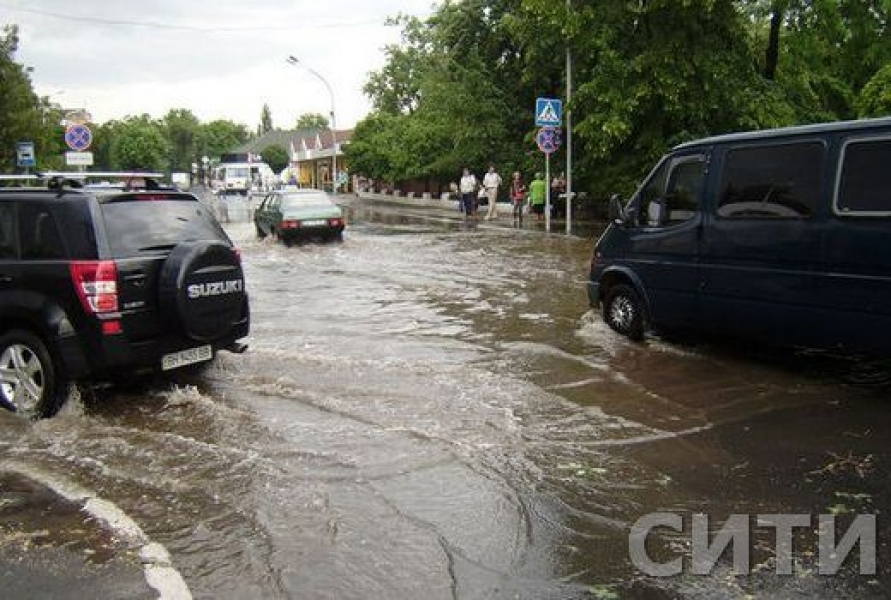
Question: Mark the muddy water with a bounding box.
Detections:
[3,199,891,599]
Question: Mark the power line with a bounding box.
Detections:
[0,3,395,33]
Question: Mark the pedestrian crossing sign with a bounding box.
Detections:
[535,98,562,127]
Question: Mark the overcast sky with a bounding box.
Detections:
[4,1,436,129]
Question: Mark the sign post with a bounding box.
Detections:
[535,98,563,232]
[535,127,562,232]
[64,123,93,171]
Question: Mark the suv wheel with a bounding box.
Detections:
[0,329,66,419]
[603,284,646,341]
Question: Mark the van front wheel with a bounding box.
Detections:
[603,284,646,341]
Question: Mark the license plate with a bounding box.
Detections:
[301,219,327,226]
[162,345,212,371]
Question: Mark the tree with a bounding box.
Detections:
[0,25,59,173]
[857,63,891,117]
[197,120,249,163]
[162,109,200,173]
[259,104,273,135]
[742,0,891,121]
[108,115,169,171]
[295,113,329,129]
[352,0,891,199]
[262,144,289,173]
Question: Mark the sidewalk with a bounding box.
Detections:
[352,190,603,237]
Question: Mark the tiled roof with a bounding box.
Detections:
[235,128,354,154]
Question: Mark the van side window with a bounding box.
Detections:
[663,159,704,224]
[718,142,824,219]
[633,156,704,228]
[836,138,891,215]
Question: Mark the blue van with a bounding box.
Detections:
[588,116,891,354]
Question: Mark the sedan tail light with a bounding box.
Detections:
[328,218,344,227]
[281,220,300,229]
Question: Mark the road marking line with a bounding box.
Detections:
[1,462,192,600]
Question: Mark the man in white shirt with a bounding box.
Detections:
[459,167,478,218]
[483,165,503,220]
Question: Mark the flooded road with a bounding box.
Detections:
[2,198,891,599]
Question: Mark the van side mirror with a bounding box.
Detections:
[647,199,667,226]
[608,194,625,223]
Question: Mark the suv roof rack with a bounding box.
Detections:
[0,171,170,192]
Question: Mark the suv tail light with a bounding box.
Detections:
[70,261,119,315]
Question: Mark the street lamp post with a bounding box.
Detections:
[286,55,338,194]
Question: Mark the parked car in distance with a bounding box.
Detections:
[589,116,891,355]
[0,174,250,418]
[254,189,345,245]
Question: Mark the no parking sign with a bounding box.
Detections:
[536,127,562,154]
[65,124,93,152]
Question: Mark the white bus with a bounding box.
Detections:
[213,162,275,196]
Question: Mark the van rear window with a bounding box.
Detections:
[718,142,824,219]
[837,138,891,215]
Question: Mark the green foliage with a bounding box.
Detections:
[196,120,250,163]
[0,25,61,173]
[259,104,273,135]
[352,0,891,199]
[857,63,891,117]
[344,113,407,183]
[163,109,200,173]
[262,144,289,173]
[295,113,329,129]
[108,115,169,171]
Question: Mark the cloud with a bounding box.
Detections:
[6,0,435,127]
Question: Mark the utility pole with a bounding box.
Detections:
[286,56,338,194]
[565,0,573,235]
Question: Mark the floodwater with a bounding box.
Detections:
[2,197,891,599]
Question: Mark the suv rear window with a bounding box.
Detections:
[100,199,230,256]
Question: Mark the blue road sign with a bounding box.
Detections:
[16,141,35,167]
[65,124,93,152]
[535,98,562,127]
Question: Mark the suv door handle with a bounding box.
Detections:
[123,272,147,287]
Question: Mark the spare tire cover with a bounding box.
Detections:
[159,241,246,342]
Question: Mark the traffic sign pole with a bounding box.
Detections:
[545,152,551,232]
[535,126,562,233]
[535,99,563,233]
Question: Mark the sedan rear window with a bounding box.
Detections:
[281,193,332,209]
[100,200,230,256]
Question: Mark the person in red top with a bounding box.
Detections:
[509,171,527,225]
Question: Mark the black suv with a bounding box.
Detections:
[0,178,249,418]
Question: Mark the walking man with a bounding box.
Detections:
[459,167,478,219]
[528,172,546,220]
[483,165,502,220]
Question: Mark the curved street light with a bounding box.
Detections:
[286,55,338,193]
